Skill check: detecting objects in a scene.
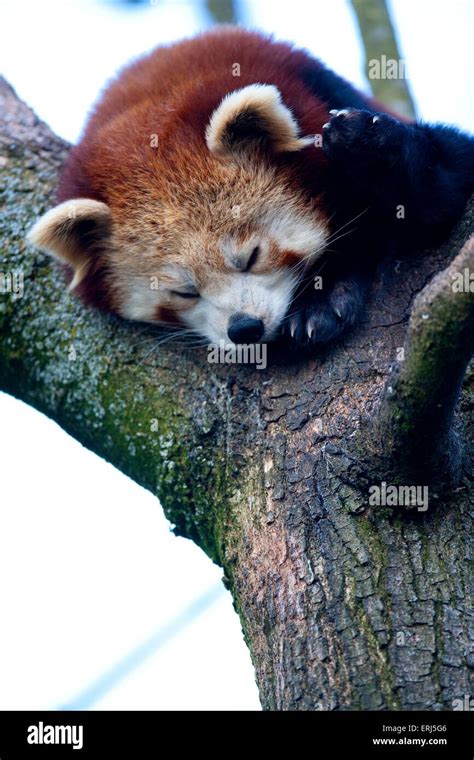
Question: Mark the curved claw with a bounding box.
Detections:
[306,318,316,340]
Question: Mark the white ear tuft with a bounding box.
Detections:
[27,199,111,289]
[206,84,313,159]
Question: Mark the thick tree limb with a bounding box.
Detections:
[372,236,474,482]
[1,78,473,710]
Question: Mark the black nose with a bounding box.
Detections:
[228,313,264,343]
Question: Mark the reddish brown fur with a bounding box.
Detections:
[58,27,335,209]
[55,27,367,315]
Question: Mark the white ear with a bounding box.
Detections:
[206,84,313,159]
[27,199,112,290]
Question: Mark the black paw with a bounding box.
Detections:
[282,275,367,348]
[323,108,408,167]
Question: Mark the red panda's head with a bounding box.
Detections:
[28,84,329,345]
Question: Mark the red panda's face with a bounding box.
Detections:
[28,84,329,344]
[113,183,329,345]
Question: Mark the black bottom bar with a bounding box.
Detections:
[0,710,471,758]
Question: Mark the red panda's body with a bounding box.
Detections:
[29,27,474,349]
[58,29,338,206]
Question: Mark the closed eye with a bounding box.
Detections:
[171,290,200,299]
[244,246,260,272]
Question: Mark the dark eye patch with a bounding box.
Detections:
[171,290,200,299]
[244,246,260,272]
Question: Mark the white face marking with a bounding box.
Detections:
[119,275,161,322]
[264,207,328,258]
[181,270,298,344]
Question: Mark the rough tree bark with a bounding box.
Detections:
[0,78,472,711]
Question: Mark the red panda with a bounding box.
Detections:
[28,27,474,348]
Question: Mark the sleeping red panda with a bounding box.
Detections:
[28,27,474,348]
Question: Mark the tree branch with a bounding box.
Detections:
[350,0,416,119]
[372,236,474,482]
[204,0,239,25]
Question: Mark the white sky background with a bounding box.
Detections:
[0,0,472,710]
